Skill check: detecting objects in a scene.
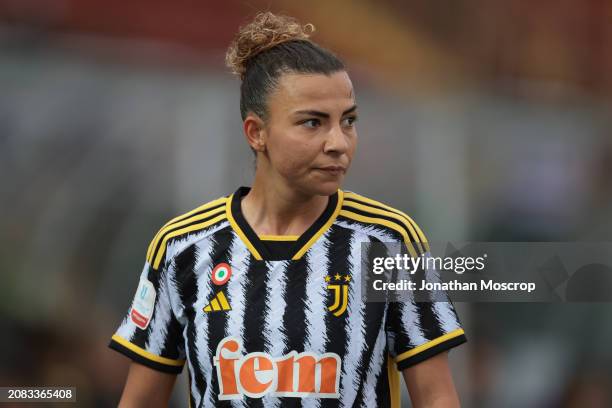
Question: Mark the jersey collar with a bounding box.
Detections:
[226,186,343,261]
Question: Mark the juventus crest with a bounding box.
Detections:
[325,274,351,316]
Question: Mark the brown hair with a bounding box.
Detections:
[225,11,346,121]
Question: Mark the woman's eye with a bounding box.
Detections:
[342,116,358,127]
[301,119,320,128]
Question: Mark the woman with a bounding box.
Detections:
[109,11,466,407]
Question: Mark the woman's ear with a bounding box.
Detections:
[243,113,266,152]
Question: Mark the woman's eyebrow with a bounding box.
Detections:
[293,104,358,118]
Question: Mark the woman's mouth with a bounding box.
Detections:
[315,166,346,176]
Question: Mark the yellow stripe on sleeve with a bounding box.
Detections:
[111,334,185,367]
[395,328,465,363]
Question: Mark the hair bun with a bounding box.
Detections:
[226,11,315,79]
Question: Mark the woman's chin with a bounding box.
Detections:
[310,179,343,196]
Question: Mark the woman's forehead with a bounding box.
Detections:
[271,71,354,109]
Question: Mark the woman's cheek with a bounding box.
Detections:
[284,158,307,177]
[272,136,318,175]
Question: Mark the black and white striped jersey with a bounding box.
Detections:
[109,186,466,407]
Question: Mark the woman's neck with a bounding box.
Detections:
[241,178,329,237]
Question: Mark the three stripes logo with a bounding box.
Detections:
[325,274,351,317]
[204,263,233,313]
[203,291,231,313]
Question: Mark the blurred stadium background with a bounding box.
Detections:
[1,1,611,407]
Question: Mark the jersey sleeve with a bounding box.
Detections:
[108,251,186,374]
[386,232,467,371]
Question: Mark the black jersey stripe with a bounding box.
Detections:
[160,308,184,359]
[282,255,310,354]
[415,302,446,343]
[242,259,269,354]
[172,244,208,403]
[239,255,268,408]
[374,356,391,408]
[146,197,228,261]
[386,302,414,353]
[343,192,429,252]
[148,206,227,269]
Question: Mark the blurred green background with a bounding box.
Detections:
[1,1,611,406]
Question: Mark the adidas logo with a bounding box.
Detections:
[203,291,231,313]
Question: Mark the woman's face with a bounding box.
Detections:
[256,71,358,196]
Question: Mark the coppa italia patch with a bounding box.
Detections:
[130,278,156,329]
[212,263,232,286]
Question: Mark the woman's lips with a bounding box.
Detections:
[315,166,346,176]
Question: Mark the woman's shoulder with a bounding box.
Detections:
[145,194,231,269]
[339,190,430,255]
[340,190,423,230]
